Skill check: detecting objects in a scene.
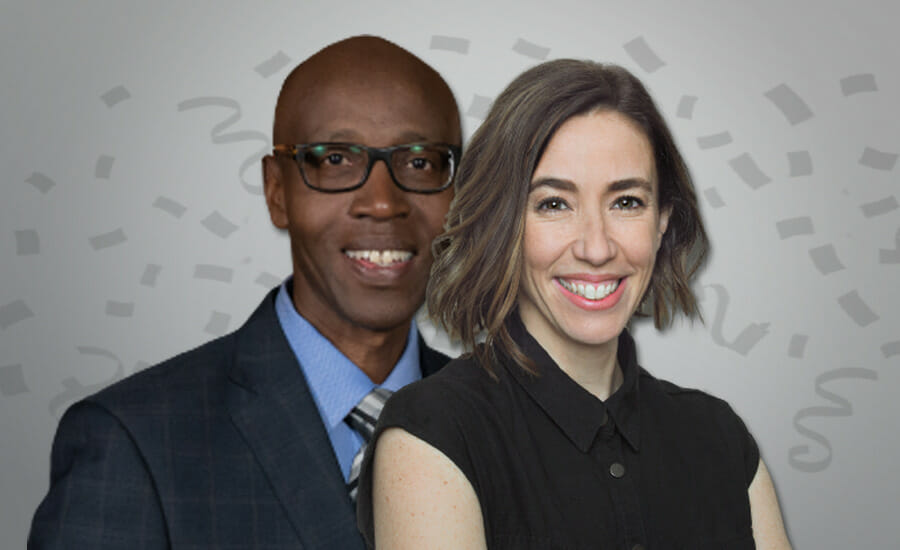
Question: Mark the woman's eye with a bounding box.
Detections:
[537,197,568,211]
[614,196,644,210]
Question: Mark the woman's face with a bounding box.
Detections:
[518,110,669,355]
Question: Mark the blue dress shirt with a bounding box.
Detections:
[274,281,421,480]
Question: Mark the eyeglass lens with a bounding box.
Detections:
[300,144,453,191]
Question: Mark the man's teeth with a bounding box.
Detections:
[558,278,619,300]
[345,249,413,267]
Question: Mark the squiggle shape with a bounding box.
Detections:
[789,367,878,472]
[702,284,770,356]
[177,97,268,196]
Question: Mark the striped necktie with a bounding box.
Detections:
[345,387,393,502]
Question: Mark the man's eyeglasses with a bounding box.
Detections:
[272,142,462,194]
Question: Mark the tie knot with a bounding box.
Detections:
[345,387,393,443]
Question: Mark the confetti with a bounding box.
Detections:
[788,151,813,177]
[776,217,815,239]
[467,95,493,120]
[15,230,40,255]
[840,73,878,96]
[140,264,162,287]
[95,155,115,179]
[697,132,733,149]
[703,187,726,208]
[808,244,845,275]
[205,311,231,335]
[837,290,879,327]
[512,38,550,60]
[879,228,900,264]
[0,364,29,396]
[730,153,772,189]
[859,147,898,171]
[89,228,127,250]
[882,341,900,358]
[860,195,899,218]
[0,300,34,329]
[676,95,697,119]
[623,36,665,73]
[153,196,187,218]
[764,83,814,125]
[430,35,470,54]
[26,172,56,193]
[194,264,234,283]
[788,334,808,358]
[100,85,131,107]
[201,211,239,238]
[255,271,283,288]
[105,300,134,317]
[254,51,292,78]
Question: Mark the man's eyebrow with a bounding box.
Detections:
[529,177,576,192]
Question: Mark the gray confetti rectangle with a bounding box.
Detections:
[15,230,40,255]
[105,300,134,317]
[467,95,493,120]
[201,211,239,239]
[623,36,665,73]
[255,271,283,288]
[194,264,234,283]
[205,311,231,335]
[676,95,697,119]
[776,217,815,239]
[0,364,29,396]
[703,187,726,208]
[140,264,162,287]
[808,244,845,275]
[729,153,772,189]
[153,196,187,218]
[764,84,814,125]
[859,147,898,171]
[254,50,292,78]
[788,151,813,177]
[697,132,733,149]
[89,228,127,250]
[100,85,131,107]
[430,35,470,54]
[26,172,55,193]
[788,334,808,358]
[512,38,550,60]
[95,155,115,179]
[0,300,34,329]
[879,246,900,264]
[837,290,879,327]
[882,341,900,358]
[860,195,899,218]
[840,74,877,96]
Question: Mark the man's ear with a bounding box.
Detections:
[262,155,289,229]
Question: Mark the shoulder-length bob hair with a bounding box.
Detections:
[427,59,709,373]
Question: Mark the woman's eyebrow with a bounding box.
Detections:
[608,178,653,193]
[529,177,576,192]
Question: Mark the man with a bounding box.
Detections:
[29,35,461,549]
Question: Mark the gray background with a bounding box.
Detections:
[2,0,898,547]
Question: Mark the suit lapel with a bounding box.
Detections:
[225,290,365,550]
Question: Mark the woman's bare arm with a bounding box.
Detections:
[372,427,488,550]
[749,459,792,549]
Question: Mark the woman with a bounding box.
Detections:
[357,59,791,549]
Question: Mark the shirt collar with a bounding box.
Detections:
[503,312,641,453]
[274,280,421,430]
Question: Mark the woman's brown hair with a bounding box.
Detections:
[427,59,709,373]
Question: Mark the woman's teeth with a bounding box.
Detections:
[558,278,619,300]
[345,249,413,267]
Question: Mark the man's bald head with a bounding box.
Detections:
[273,35,460,145]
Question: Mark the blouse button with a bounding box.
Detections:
[609,462,626,478]
[631,544,645,550]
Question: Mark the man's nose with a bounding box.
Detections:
[348,160,411,220]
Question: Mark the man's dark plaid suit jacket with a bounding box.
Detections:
[28,287,449,549]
